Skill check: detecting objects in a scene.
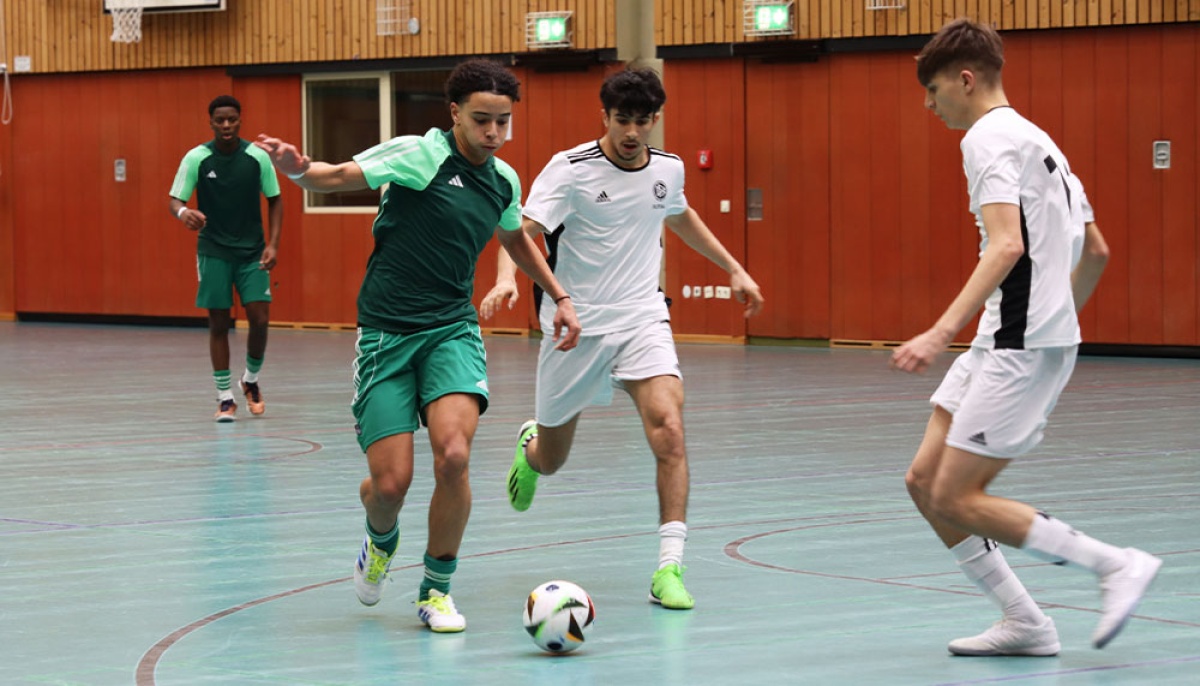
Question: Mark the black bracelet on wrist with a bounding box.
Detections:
[553,295,571,303]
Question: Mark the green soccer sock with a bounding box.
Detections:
[366,520,400,556]
[213,370,233,401]
[419,553,457,600]
[243,356,263,384]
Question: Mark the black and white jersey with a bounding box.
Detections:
[961,107,1082,350]
[523,141,688,335]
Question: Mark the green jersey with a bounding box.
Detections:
[170,139,281,262]
[353,128,522,333]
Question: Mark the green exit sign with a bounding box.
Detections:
[755,4,791,32]
[535,17,568,43]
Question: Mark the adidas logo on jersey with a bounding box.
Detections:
[595,191,610,203]
[207,170,218,179]
[448,175,464,188]
[968,431,988,446]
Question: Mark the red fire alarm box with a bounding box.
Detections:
[697,149,713,170]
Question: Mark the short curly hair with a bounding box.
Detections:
[208,95,240,116]
[599,67,666,117]
[915,18,1004,87]
[445,58,521,105]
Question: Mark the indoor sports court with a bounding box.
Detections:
[1,323,1196,684]
[0,2,1197,685]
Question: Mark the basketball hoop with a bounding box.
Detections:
[109,0,145,44]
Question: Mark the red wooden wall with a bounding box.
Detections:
[2,65,610,331]
[665,23,1200,346]
[659,59,753,340]
[0,113,13,318]
[4,24,1199,347]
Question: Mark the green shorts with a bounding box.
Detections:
[195,254,272,310]
[350,321,490,452]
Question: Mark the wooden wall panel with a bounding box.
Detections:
[1,1,617,74]
[0,104,13,317]
[5,65,617,326]
[1126,30,1165,344]
[664,23,1200,346]
[12,69,234,317]
[656,0,1199,44]
[1089,30,1133,341]
[1161,27,1199,344]
[742,59,832,339]
[661,59,752,338]
[5,21,1198,346]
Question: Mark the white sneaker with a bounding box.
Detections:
[1093,548,1163,649]
[948,617,1060,656]
[416,589,466,633]
[353,538,395,607]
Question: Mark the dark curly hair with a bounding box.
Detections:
[599,67,666,117]
[208,95,241,116]
[445,58,521,105]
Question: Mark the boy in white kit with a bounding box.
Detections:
[482,67,764,609]
[893,18,1160,656]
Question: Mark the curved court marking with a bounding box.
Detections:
[136,512,1197,684]
[0,432,325,457]
[725,525,1200,679]
[135,513,907,684]
[134,528,661,685]
[933,654,1200,684]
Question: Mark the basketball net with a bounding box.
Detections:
[109,0,145,44]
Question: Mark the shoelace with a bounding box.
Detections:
[220,399,236,412]
[244,383,261,402]
[419,594,455,614]
[365,550,391,583]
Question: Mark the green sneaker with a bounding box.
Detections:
[507,420,540,512]
[649,563,695,610]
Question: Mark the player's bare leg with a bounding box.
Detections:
[208,308,236,421]
[415,393,478,632]
[354,432,414,606]
[240,301,269,414]
[627,375,694,610]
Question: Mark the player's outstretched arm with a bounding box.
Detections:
[1071,222,1109,313]
[495,220,580,350]
[664,207,764,317]
[891,202,1024,374]
[253,134,369,193]
[480,234,523,320]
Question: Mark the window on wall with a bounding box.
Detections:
[392,69,453,140]
[302,69,453,212]
[305,77,383,210]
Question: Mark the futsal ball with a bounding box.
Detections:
[522,580,596,653]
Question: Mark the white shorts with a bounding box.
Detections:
[931,346,1078,459]
[535,319,681,427]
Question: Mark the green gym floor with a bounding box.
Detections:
[1,321,1196,685]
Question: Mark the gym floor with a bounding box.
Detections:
[2,321,1196,685]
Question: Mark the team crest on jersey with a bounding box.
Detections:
[653,181,667,199]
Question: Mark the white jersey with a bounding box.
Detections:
[523,140,688,335]
[962,107,1081,350]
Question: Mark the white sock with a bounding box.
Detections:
[217,389,235,402]
[952,536,1045,624]
[657,521,687,569]
[242,369,259,384]
[1022,513,1126,576]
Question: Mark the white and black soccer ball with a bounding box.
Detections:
[522,580,595,653]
